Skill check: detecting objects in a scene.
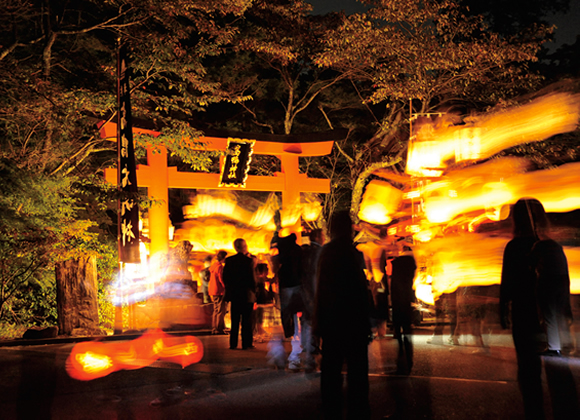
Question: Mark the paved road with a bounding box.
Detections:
[1,326,579,419]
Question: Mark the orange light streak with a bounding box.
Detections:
[411,234,580,303]
[174,219,274,254]
[422,161,580,224]
[66,329,204,381]
[359,180,403,225]
[358,92,580,304]
[406,92,580,177]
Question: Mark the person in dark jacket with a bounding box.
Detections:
[501,198,547,419]
[274,232,304,338]
[223,238,256,350]
[314,211,371,420]
[390,242,417,375]
[272,231,304,370]
[501,197,577,419]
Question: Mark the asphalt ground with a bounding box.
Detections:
[1,325,580,420]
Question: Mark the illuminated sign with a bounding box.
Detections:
[219,139,255,187]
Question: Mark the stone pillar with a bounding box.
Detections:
[55,256,99,336]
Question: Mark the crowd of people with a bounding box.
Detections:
[179,199,575,420]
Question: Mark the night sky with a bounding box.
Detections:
[307,0,580,50]
[545,0,580,49]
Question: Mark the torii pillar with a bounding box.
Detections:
[146,146,169,256]
[100,121,344,254]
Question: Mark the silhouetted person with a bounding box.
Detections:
[501,197,578,419]
[314,211,371,419]
[209,250,228,335]
[390,242,417,374]
[457,285,488,351]
[529,201,578,420]
[428,291,459,345]
[501,198,547,419]
[272,232,304,370]
[533,237,573,356]
[223,238,256,350]
[301,228,325,372]
[254,262,271,340]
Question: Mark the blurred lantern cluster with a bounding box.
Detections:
[356,91,580,305]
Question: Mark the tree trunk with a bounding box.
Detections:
[55,256,99,336]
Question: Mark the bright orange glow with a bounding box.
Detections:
[302,201,323,222]
[357,240,397,283]
[66,342,117,381]
[413,228,435,243]
[414,282,435,305]
[177,193,323,253]
[406,92,580,177]
[75,351,113,374]
[412,234,580,302]
[183,194,277,231]
[422,160,580,224]
[568,248,580,294]
[175,219,274,255]
[356,92,580,303]
[280,201,303,228]
[249,204,276,228]
[358,180,403,225]
[66,329,204,381]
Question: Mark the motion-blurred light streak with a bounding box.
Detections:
[412,234,580,303]
[406,92,580,177]
[358,180,403,225]
[66,329,204,381]
[423,161,580,224]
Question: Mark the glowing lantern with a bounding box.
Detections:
[358,180,403,225]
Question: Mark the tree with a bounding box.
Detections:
[1,0,256,175]
[0,0,255,329]
[313,0,552,218]
[191,1,367,217]
[0,160,95,322]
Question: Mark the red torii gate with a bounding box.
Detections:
[100,121,344,256]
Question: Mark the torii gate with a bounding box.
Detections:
[99,121,344,256]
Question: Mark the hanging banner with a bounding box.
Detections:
[219,138,255,188]
[117,43,140,263]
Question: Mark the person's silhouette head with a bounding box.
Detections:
[511,198,549,239]
[233,238,248,254]
[328,211,353,240]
